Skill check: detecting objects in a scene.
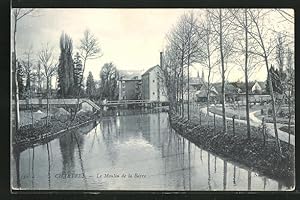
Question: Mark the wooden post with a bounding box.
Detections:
[199,111,201,125]
[214,113,216,133]
[232,115,235,136]
[262,117,266,146]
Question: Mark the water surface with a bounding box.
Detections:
[12,111,289,190]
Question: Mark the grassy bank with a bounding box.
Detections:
[169,111,294,188]
[14,111,100,151]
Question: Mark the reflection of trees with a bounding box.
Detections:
[31,147,35,189]
[208,153,211,190]
[233,165,236,186]
[101,118,119,166]
[248,171,252,191]
[46,144,51,189]
[223,160,227,190]
[72,131,87,188]
[59,133,76,174]
[13,147,21,188]
[188,141,191,190]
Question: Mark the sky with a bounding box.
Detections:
[13,8,294,84]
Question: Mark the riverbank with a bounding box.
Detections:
[169,112,294,188]
[13,111,100,151]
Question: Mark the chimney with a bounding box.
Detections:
[160,52,163,68]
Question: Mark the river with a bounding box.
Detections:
[11,111,290,191]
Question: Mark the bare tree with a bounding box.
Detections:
[274,33,294,145]
[159,45,181,113]
[12,8,35,130]
[184,11,203,120]
[35,61,44,94]
[285,47,294,144]
[275,9,294,24]
[21,48,35,127]
[248,9,282,154]
[198,11,219,116]
[39,44,57,125]
[230,9,254,139]
[79,29,102,84]
[166,16,188,118]
[208,9,236,134]
[68,29,102,123]
[166,11,202,119]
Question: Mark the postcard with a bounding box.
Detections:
[11,8,295,191]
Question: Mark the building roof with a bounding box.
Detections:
[119,79,141,81]
[231,81,266,93]
[195,86,218,98]
[142,65,159,76]
[119,69,142,80]
[213,82,238,94]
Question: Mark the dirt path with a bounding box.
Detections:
[200,107,295,146]
[249,111,294,146]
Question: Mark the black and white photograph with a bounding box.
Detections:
[11,8,295,191]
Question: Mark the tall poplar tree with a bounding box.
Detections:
[57,32,74,97]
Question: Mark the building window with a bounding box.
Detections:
[153,80,155,83]
[153,92,155,95]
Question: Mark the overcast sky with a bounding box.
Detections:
[13,8,294,83]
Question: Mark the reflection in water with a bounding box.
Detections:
[223,160,227,190]
[248,171,251,191]
[208,153,211,190]
[13,148,20,188]
[46,144,50,189]
[12,112,291,190]
[72,131,88,189]
[32,147,35,188]
[233,165,236,186]
[59,133,76,174]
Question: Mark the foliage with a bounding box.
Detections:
[266,65,286,95]
[86,71,96,99]
[100,62,119,100]
[57,32,74,98]
[73,52,84,96]
[16,61,25,99]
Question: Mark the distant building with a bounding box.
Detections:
[141,65,168,102]
[119,79,142,100]
[118,78,142,100]
[213,82,239,102]
[195,84,219,102]
[231,81,266,95]
[118,69,143,100]
[186,70,205,101]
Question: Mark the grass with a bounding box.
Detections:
[169,111,295,188]
[172,103,295,187]
[14,111,99,150]
[279,125,295,135]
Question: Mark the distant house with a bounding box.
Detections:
[183,71,206,102]
[231,81,266,95]
[230,81,270,104]
[141,65,168,102]
[213,82,239,102]
[195,84,219,102]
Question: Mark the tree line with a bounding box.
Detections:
[12,9,120,131]
[159,9,294,154]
